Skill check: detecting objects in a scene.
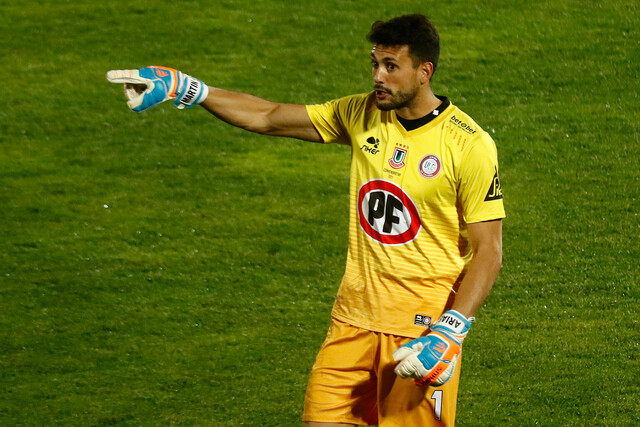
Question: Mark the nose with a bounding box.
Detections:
[372,66,385,84]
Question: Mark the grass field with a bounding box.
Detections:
[1,0,639,425]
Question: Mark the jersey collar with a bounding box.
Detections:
[394,95,451,133]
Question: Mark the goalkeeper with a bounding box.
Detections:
[108,14,504,427]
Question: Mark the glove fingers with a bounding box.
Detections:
[106,69,149,85]
[392,346,415,362]
[394,354,423,379]
[126,93,146,111]
[124,82,151,99]
[394,359,412,378]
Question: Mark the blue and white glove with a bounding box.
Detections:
[393,310,473,387]
[106,66,209,112]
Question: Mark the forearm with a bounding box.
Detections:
[200,87,322,141]
[451,220,503,318]
[200,87,277,133]
[452,247,502,318]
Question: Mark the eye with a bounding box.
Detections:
[387,63,397,71]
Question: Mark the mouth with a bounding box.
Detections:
[374,88,391,99]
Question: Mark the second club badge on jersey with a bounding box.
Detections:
[419,154,442,179]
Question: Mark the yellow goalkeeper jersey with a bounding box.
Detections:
[306,92,505,338]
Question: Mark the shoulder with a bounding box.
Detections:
[305,93,377,144]
[307,92,376,117]
[442,104,496,155]
[446,106,482,136]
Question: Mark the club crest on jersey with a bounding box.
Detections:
[357,180,421,245]
[419,154,442,178]
[388,147,407,169]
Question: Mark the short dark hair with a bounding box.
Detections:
[367,14,440,70]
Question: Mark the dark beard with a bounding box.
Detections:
[375,86,420,111]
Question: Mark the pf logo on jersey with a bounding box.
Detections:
[357,180,422,245]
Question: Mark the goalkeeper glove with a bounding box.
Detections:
[106,66,209,112]
[393,310,473,387]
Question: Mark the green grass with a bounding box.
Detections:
[1,0,639,425]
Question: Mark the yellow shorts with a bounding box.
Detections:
[303,318,461,427]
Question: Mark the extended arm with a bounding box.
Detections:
[107,66,323,143]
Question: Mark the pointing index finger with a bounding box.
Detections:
[106,69,149,85]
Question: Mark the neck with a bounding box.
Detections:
[396,89,441,120]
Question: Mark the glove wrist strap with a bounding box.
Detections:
[176,75,209,109]
[432,310,473,336]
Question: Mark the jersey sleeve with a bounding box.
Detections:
[306,94,373,145]
[457,131,506,223]
[306,99,350,145]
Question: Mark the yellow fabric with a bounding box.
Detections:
[306,93,505,337]
[303,318,461,426]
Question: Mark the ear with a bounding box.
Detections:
[420,62,435,84]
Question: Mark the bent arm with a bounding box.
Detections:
[200,87,323,142]
[452,219,503,318]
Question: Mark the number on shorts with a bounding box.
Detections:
[431,390,443,421]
